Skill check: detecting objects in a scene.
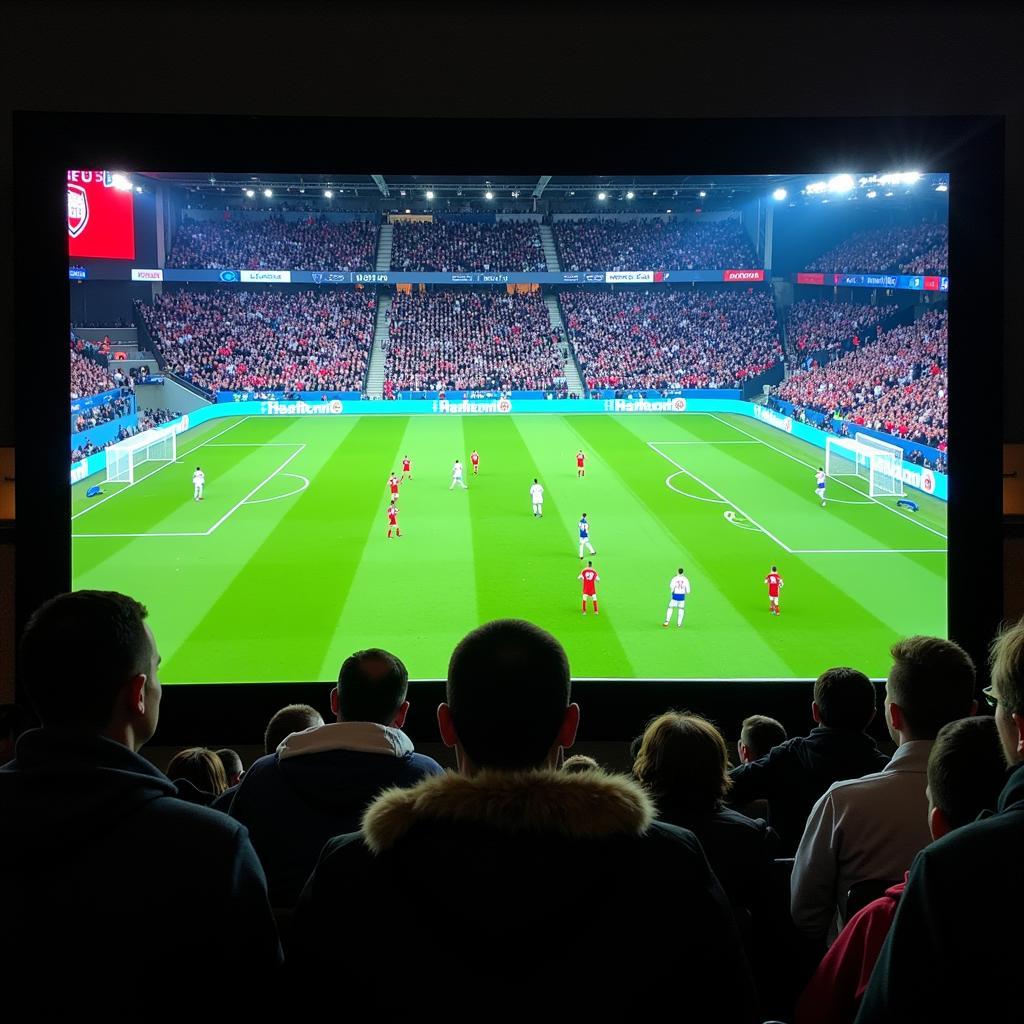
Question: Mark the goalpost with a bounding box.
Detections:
[825,433,905,498]
[105,426,177,485]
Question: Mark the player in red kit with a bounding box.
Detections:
[470,450,480,475]
[388,473,400,499]
[386,499,401,539]
[576,450,586,478]
[579,560,600,615]
[764,565,784,615]
[401,456,412,481]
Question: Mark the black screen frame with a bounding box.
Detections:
[13,112,1003,745]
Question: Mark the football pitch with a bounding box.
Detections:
[71,412,948,683]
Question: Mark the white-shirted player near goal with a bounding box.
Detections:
[530,478,544,517]
[815,466,827,507]
[662,567,691,627]
[192,466,205,501]
[450,459,467,490]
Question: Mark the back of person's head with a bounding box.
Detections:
[739,714,787,760]
[633,711,732,814]
[264,703,324,755]
[215,747,244,784]
[887,636,977,739]
[446,619,571,771]
[336,649,409,724]
[989,617,1024,766]
[813,667,877,731]
[20,591,154,732]
[166,747,228,795]
[927,717,1007,834]
[562,754,600,774]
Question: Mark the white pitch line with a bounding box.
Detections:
[649,442,793,553]
[707,413,948,542]
[242,473,310,506]
[646,440,760,445]
[204,445,306,535]
[72,531,210,538]
[791,547,947,554]
[666,472,728,503]
[203,442,299,447]
[71,416,251,521]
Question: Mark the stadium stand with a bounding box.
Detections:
[71,407,183,464]
[136,289,376,394]
[773,309,948,449]
[167,215,378,271]
[70,339,115,399]
[73,395,133,433]
[805,222,948,274]
[390,221,547,272]
[787,299,901,364]
[554,218,758,271]
[560,288,782,390]
[382,290,566,392]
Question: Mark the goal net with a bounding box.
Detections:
[825,434,905,498]
[105,426,177,484]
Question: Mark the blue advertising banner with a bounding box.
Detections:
[70,387,127,415]
[795,271,949,293]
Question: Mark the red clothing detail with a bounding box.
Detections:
[580,569,599,595]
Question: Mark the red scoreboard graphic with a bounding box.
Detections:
[67,170,136,259]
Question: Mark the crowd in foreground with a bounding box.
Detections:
[560,287,782,390]
[4,588,1021,1022]
[774,309,948,449]
[805,222,948,275]
[137,289,376,394]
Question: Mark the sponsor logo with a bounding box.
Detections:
[602,398,687,413]
[131,268,163,281]
[796,272,825,285]
[910,277,922,289]
[67,170,115,186]
[864,274,898,288]
[311,272,324,284]
[261,400,345,416]
[480,274,509,283]
[722,269,765,282]
[450,274,474,283]
[431,398,510,414]
[584,273,605,282]
[922,468,935,493]
[670,397,687,412]
[67,184,89,238]
[240,270,291,283]
[940,277,950,292]
[924,276,940,291]
[326,272,349,283]
[354,273,390,283]
[561,273,580,282]
[605,271,654,283]
[68,266,88,280]
[219,270,239,282]
[497,398,512,413]
[753,404,793,433]
[654,271,670,282]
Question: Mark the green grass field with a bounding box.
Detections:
[70,412,947,682]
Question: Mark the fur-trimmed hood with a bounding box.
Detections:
[361,768,656,854]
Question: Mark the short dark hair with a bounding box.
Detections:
[215,748,243,778]
[888,636,977,739]
[813,667,877,731]
[20,591,152,730]
[633,711,732,812]
[167,747,228,796]
[264,703,323,755]
[989,616,1024,716]
[447,619,571,771]
[927,717,1007,828]
[740,715,787,759]
[337,649,409,724]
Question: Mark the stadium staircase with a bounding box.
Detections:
[376,223,393,272]
[545,294,585,396]
[539,224,560,271]
[364,292,392,398]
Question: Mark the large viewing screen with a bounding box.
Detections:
[68,171,949,682]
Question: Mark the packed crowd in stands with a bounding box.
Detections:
[786,299,901,364]
[71,407,183,464]
[774,309,948,451]
[560,288,782,390]
[390,221,547,272]
[382,290,566,393]
[166,216,379,271]
[554,217,758,271]
[70,339,114,399]
[73,394,132,433]
[805,222,948,274]
[6,588,1024,1024]
[137,289,376,393]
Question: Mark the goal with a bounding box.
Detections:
[105,426,177,484]
[824,434,905,498]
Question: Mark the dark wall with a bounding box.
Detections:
[69,281,150,325]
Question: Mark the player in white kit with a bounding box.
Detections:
[815,467,827,507]
[530,479,544,517]
[578,513,596,558]
[662,567,691,627]
[192,466,205,501]
[450,459,467,489]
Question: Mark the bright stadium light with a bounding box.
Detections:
[828,174,855,193]
[902,171,922,185]
[485,191,494,200]
[626,191,634,199]
[298,188,305,193]
[805,180,828,194]
[426,190,434,199]
[135,186,143,193]
[935,183,949,192]
[866,190,878,198]
[884,191,895,197]
[263,188,273,198]
[698,190,706,198]
[245,189,255,198]
[651,190,658,196]
[111,173,133,192]
[666,208,672,213]
[405,209,411,214]
[772,188,788,201]
[597,192,607,201]
[324,190,333,199]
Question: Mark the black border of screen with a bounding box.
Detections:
[12,113,1004,743]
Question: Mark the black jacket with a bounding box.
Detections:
[855,762,1024,1023]
[289,767,760,1019]
[728,726,890,853]
[0,730,281,974]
